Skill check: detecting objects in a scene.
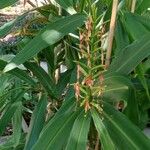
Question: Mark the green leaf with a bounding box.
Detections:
[0,59,36,86]
[24,62,56,98]
[104,73,139,125]
[32,110,79,150]
[104,73,130,103]
[109,34,150,74]
[0,74,12,95]
[103,102,150,150]
[136,64,150,101]
[36,4,58,19]
[65,68,77,100]
[136,0,150,14]
[4,14,86,72]
[24,95,47,150]
[43,47,55,74]
[123,13,148,40]
[0,0,18,9]
[55,69,73,98]
[91,109,115,150]
[128,13,150,31]
[115,19,130,55]
[12,102,22,148]
[0,102,21,135]
[65,111,91,150]
[142,58,150,73]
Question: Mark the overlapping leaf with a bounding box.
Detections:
[103,102,150,150]
[24,95,47,150]
[65,111,91,150]
[32,111,78,150]
[109,34,150,74]
[0,59,35,86]
[4,14,86,72]
[92,109,115,150]
[24,62,56,98]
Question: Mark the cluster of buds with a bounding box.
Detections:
[79,17,93,66]
[74,17,105,113]
[83,75,94,87]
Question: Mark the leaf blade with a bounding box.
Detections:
[91,109,115,150]
[24,95,47,150]
[103,102,150,150]
[65,111,91,150]
[4,14,86,72]
[109,34,150,74]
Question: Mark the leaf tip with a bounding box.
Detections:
[3,63,18,73]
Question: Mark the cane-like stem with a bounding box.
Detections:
[131,0,136,13]
[105,0,119,68]
[131,0,137,13]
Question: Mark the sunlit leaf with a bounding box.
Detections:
[4,14,86,72]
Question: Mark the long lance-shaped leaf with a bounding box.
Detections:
[65,111,91,150]
[132,14,150,31]
[42,97,76,135]
[103,102,150,150]
[32,110,79,150]
[115,19,130,55]
[12,102,22,148]
[31,97,75,150]
[123,12,148,40]
[24,95,47,150]
[0,0,18,9]
[104,72,139,125]
[136,64,150,101]
[24,62,56,98]
[0,60,36,86]
[91,109,115,150]
[104,73,130,102]
[4,14,86,72]
[109,34,150,74]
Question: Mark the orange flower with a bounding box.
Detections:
[85,75,93,87]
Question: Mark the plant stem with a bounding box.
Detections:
[131,0,137,13]
[105,0,119,68]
